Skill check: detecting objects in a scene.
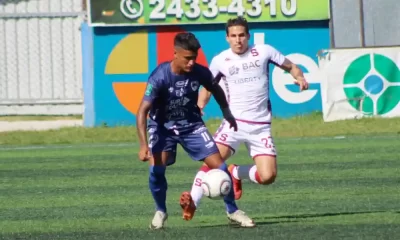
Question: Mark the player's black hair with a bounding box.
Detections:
[225,17,250,35]
[174,32,201,53]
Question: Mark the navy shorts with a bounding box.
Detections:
[148,125,219,166]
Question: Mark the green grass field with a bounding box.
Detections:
[1,133,399,239]
[2,112,400,145]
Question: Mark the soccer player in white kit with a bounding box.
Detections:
[179,17,309,224]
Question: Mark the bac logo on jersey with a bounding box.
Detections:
[243,60,261,71]
[272,53,320,104]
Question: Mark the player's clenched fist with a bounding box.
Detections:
[294,78,309,91]
[138,145,151,162]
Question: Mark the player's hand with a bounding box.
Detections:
[294,78,309,91]
[199,107,205,116]
[221,107,238,131]
[138,145,151,162]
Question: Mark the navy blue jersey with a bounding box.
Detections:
[143,62,217,134]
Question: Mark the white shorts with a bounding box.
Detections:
[213,120,277,159]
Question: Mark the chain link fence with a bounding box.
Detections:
[0,0,85,115]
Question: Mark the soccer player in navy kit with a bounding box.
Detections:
[136,32,255,229]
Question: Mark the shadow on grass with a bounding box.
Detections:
[199,210,385,229]
[260,210,387,220]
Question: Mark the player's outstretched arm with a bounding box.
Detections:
[278,59,309,91]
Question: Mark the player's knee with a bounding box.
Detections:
[258,170,277,185]
[203,153,225,170]
[216,144,233,161]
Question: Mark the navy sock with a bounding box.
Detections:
[219,163,238,214]
[149,165,167,213]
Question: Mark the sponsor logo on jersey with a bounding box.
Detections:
[145,84,153,96]
[229,66,239,75]
[175,80,189,88]
[234,77,261,84]
[191,81,199,91]
[242,60,261,71]
[167,97,190,110]
[166,109,186,120]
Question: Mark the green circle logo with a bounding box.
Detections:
[343,54,400,115]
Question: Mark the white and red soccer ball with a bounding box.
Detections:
[201,169,232,199]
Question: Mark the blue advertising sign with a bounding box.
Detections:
[82,21,329,126]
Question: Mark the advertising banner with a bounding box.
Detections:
[88,0,330,27]
[82,22,329,126]
[318,47,400,122]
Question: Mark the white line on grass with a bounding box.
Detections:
[0,134,398,151]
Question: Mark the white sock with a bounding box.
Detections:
[237,165,259,184]
[248,165,259,184]
[190,170,206,207]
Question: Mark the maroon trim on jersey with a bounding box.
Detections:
[252,154,276,160]
[235,119,271,125]
[215,141,236,154]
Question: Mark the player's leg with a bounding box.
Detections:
[188,120,239,208]
[233,154,277,184]
[203,151,255,227]
[148,128,177,229]
[231,125,277,185]
[213,121,243,200]
[180,125,255,227]
[187,144,232,208]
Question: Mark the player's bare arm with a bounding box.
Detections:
[136,99,152,161]
[197,87,212,112]
[279,58,309,91]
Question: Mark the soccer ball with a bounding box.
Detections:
[202,169,232,199]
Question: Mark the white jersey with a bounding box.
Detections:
[209,44,285,123]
